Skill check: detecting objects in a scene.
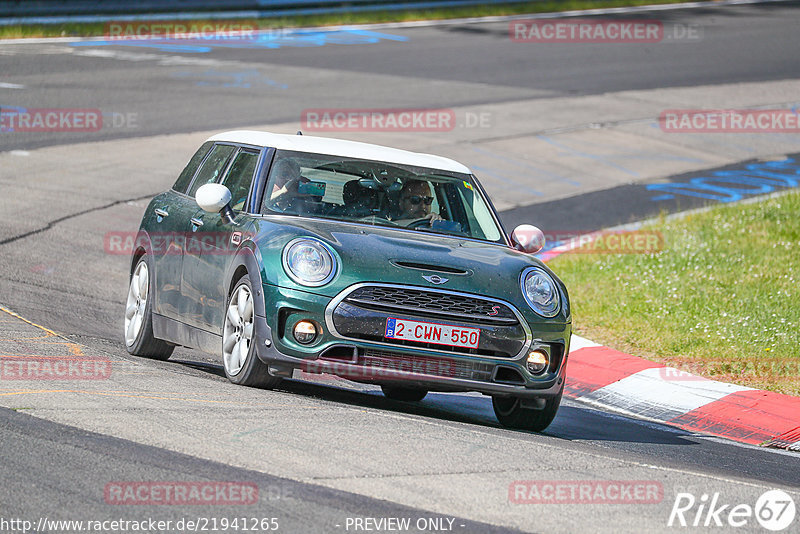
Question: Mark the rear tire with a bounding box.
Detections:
[124,255,174,360]
[222,274,281,389]
[381,386,428,402]
[492,386,562,432]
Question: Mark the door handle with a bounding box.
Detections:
[154,209,169,218]
[190,217,204,228]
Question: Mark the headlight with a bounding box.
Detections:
[282,238,337,287]
[521,267,560,317]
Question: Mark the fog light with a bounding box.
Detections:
[293,320,317,344]
[526,350,549,374]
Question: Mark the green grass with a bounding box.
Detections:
[550,190,800,396]
[0,0,702,39]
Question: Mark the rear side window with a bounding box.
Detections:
[187,144,236,197]
[173,142,212,194]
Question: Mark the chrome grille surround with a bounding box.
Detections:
[324,283,532,360]
[344,285,518,325]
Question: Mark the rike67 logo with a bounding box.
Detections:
[668,490,796,530]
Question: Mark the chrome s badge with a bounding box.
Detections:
[422,274,449,285]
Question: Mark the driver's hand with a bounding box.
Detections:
[408,212,442,227]
[281,177,306,195]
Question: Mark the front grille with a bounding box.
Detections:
[330,284,529,358]
[359,348,495,382]
[345,285,518,325]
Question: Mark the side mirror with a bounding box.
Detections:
[196,183,236,224]
[511,224,545,254]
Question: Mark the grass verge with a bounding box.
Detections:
[550,190,800,396]
[2,0,701,39]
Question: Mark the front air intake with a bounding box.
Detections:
[391,261,469,275]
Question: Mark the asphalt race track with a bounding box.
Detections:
[1,2,800,532]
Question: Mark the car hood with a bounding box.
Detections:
[253,217,568,321]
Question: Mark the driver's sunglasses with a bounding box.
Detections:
[404,195,434,205]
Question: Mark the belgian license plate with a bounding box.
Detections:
[385,318,480,349]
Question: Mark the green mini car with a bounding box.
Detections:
[124,131,571,431]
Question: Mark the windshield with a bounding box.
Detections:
[261,150,505,243]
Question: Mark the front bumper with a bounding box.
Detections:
[254,284,571,399]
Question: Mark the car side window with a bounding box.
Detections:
[172,142,213,194]
[221,149,259,212]
[187,144,236,197]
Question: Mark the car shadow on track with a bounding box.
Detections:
[169,357,698,446]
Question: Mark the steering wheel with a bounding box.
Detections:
[359,215,399,226]
[406,217,433,229]
[270,197,293,213]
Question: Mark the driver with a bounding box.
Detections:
[268,158,309,211]
[394,179,441,225]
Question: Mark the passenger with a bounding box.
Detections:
[341,180,380,217]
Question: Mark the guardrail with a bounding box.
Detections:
[0,0,496,23]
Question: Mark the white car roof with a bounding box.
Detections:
[207,130,471,174]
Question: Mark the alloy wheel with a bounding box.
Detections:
[223,284,255,376]
[124,261,149,347]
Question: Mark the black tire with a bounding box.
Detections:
[223,274,282,389]
[492,386,563,432]
[124,255,174,360]
[381,385,428,402]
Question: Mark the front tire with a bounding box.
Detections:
[222,275,281,389]
[381,386,428,402]
[124,255,174,360]
[492,386,562,432]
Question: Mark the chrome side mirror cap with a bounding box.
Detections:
[511,224,545,254]
[196,183,237,224]
[196,183,232,213]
